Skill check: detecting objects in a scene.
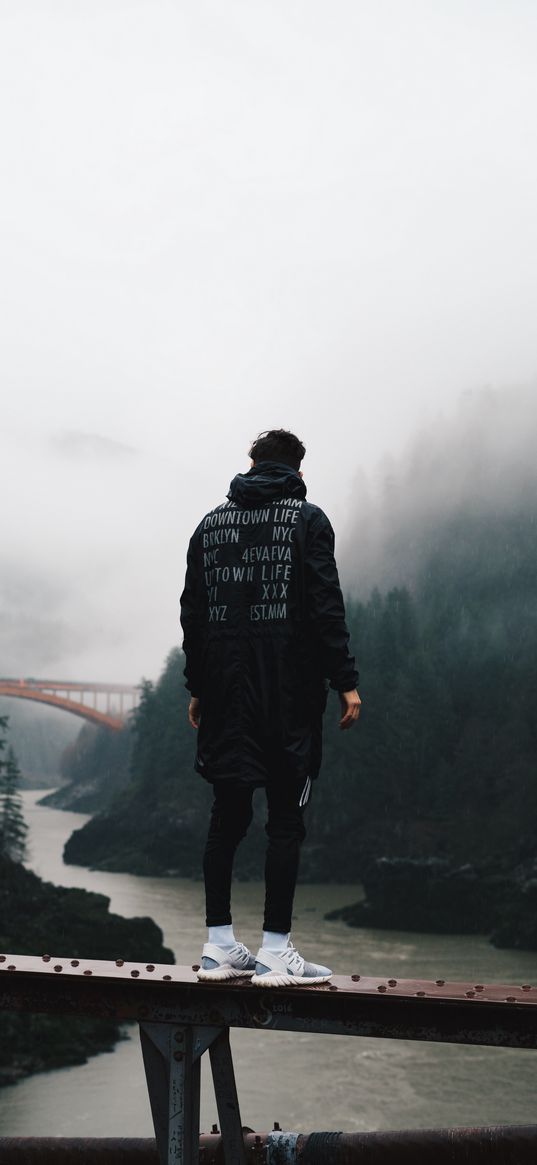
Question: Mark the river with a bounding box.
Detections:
[1,790,537,1135]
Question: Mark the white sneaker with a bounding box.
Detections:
[251,942,332,987]
[197,941,257,981]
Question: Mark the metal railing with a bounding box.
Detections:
[1,952,537,1163]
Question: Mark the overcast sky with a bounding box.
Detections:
[2,0,537,683]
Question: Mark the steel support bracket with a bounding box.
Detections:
[140,1022,246,1165]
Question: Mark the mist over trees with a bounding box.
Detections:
[62,388,537,944]
[339,386,537,595]
[40,721,132,813]
[0,700,80,787]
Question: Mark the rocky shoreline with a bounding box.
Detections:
[325,856,537,950]
[0,854,173,1086]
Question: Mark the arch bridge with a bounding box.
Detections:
[0,678,140,731]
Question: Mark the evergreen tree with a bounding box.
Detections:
[64,499,537,887]
[0,746,28,863]
[0,713,8,847]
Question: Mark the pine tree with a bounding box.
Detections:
[0,746,28,863]
[0,713,8,846]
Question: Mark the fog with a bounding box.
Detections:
[0,698,80,782]
[2,2,537,682]
[340,385,537,594]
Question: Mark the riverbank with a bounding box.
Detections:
[326,856,537,950]
[0,795,173,1087]
[3,794,537,1135]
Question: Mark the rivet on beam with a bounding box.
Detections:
[71,960,80,967]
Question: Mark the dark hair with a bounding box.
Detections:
[249,429,306,472]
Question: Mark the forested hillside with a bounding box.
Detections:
[64,658,216,875]
[64,500,537,880]
[0,700,80,787]
[62,391,537,946]
[40,720,132,812]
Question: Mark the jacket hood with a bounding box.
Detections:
[227,461,307,506]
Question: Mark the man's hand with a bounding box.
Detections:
[339,689,361,730]
[188,697,200,729]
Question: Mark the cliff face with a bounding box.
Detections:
[326,856,537,951]
[0,854,173,1086]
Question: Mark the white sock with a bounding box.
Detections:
[208,924,236,950]
[262,930,289,954]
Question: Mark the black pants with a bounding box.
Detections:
[203,776,311,934]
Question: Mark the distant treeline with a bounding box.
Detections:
[40,719,132,813]
[0,699,79,787]
[64,503,537,911]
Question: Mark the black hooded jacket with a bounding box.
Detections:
[180,462,358,786]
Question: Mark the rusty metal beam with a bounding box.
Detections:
[1,954,537,1051]
[3,1128,537,1164]
[3,956,537,1163]
[293,1127,537,1162]
[0,1142,158,1165]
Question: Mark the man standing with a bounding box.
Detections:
[180,429,360,987]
